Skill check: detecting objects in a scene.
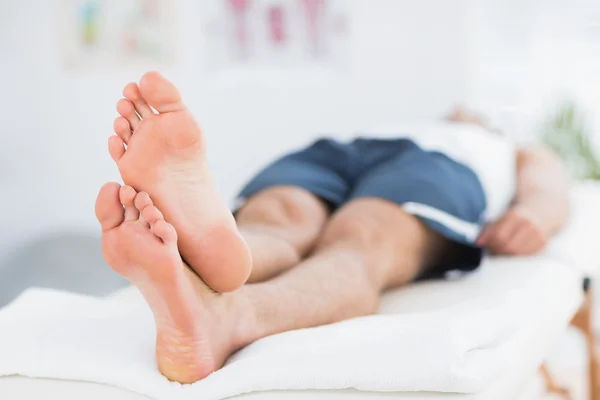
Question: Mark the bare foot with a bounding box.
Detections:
[95,183,252,383]
[110,71,251,292]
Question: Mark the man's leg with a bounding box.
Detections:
[235,186,330,283]
[238,197,454,337]
[97,185,455,384]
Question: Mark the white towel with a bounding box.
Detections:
[0,256,579,400]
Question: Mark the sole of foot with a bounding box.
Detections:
[110,71,251,293]
[95,183,251,383]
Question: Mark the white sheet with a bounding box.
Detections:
[0,373,552,400]
[0,183,599,400]
[0,258,582,400]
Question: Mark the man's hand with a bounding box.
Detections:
[477,145,570,256]
[476,206,548,256]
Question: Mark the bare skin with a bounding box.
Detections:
[111,72,251,293]
[234,186,330,282]
[95,183,262,383]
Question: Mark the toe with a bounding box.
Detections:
[95,183,125,232]
[134,191,153,212]
[123,82,154,118]
[120,185,140,221]
[152,219,178,245]
[142,204,164,225]
[108,136,126,163]
[134,192,153,226]
[117,98,140,130]
[113,117,132,143]
[139,71,184,113]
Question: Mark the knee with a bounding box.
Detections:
[237,186,327,230]
[314,204,396,291]
[316,200,400,251]
[316,199,437,290]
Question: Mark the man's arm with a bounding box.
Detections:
[477,145,570,256]
[513,145,570,233]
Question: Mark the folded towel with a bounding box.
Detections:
[0,254,581,400]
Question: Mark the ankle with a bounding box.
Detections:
[227,291,261,350]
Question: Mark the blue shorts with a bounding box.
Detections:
[238,138,487,277]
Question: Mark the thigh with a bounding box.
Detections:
[349,145,487,279]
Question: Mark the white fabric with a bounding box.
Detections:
[0,259,579,400]
[0,184,598,400]
[371,121,517,221]
[0,372,552,400]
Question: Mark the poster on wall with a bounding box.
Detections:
[55,0,176,70]
[203,0,349,72]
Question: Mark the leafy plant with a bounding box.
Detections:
[541,101,600,180]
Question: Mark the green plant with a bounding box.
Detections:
[541,101,600,180]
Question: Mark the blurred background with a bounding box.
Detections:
[0,0,598,305]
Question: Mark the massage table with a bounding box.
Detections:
[1,183,600,400]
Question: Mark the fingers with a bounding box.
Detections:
[503,226,535,255]
[482,212,547,256]
[479,216,514,255]
[476,225,492,247]
[491,216,521,249]
[517,226,547,255]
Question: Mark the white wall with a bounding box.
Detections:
[465,0,600,142]
[0,0,470,261]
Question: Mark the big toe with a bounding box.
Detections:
[96,183,125,232]
[139,71,183,113]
